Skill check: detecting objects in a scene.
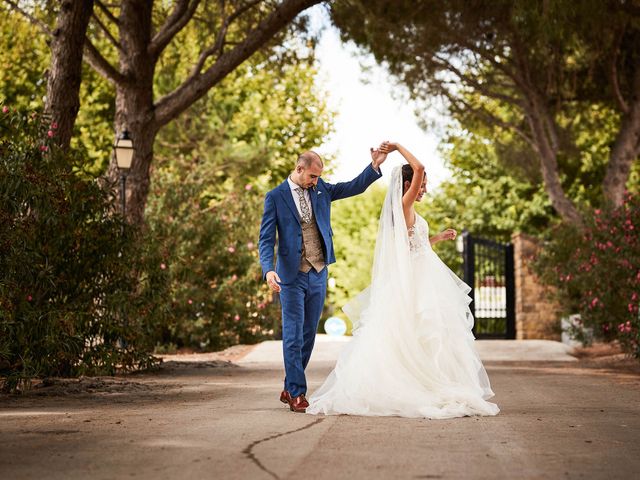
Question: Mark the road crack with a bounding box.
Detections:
[242,417,325,479]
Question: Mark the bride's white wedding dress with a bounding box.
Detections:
[306,166,499,419]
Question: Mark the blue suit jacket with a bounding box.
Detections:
[259,163,382,284]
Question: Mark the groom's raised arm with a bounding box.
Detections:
[325,163,382,201]
[258,192,277,280]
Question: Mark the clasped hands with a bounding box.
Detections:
[370,140,396,170]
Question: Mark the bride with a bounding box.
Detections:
[306,142,499,419]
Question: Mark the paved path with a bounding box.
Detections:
[239,336,578,364]
[1,337,639,480]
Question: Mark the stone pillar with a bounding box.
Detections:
[512,232,561,340]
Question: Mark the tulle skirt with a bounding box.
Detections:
[306,247,500,419]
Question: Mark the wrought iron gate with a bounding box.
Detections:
[461,231,516,339]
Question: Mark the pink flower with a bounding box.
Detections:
[629,303,636,313]
[231,274,238,282]
[590,297,599,308]
[258,302,266,309]
[47,130,54,138]
[2,106,8,113]
[594,209,601,215]
[227,246,235,253]
[27,295,32,301]
[40,145,48,152]
[51,122,58,129]
[618,323,625,332]
[246,242,254,250]
[245,184,252,191]
[188,299,193,305]
[632,292,638,302]
[234,314,240,322]
[160,263,166,270]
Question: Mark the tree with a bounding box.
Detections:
[331,0,640,226]
[8,0,325,223]
[5,0,93,150]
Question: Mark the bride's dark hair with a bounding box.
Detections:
[401,164,425,193]
[401,164,414,186]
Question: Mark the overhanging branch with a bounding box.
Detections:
[441,88,536,149]
[95,0,118,25]
[433,54,523,106]
[91,11,123,51]
[83,37,127,84]
[154,0,321,127]
[149,0,201,58]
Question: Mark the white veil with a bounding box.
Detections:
[344,165,413,332]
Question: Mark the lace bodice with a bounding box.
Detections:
[408,214,431,254]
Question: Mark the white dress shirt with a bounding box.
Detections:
[287,176,313,220]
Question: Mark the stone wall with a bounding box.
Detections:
[512,232,561,340]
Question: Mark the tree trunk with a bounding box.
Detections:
[603,62,640,207]
[45,0,94,150]
[524,96,584,227]
[108,0,156,224]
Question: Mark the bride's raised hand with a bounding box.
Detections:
[379,141,398,154]
[441,228,457,241]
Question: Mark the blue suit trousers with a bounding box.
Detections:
[279,267,328,397]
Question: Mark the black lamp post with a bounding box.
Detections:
[113,130,134,218]
[113,131,134,349]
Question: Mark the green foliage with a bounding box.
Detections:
[0,8,49,111]
[145,49,333,350]
[533,194,640,357]
[0,108,168,392]
[145,166,280,351]
[153,21,331,185]
[73,60,116,176]
[422,127,556,267]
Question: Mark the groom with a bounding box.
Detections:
[259,148,387,412]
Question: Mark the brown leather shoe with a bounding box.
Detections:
[289,394,309,413]
[280,390,291,405]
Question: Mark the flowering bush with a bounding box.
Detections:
[0,107,168,392]
[534,193,640,358]
[146,166,280,352]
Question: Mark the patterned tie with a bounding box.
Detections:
[295,187,312,223]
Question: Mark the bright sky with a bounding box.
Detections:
[308,6,450,188]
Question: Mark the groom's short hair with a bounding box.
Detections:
[297,151,323,168]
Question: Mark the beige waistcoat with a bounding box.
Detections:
[299,211,326,273]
